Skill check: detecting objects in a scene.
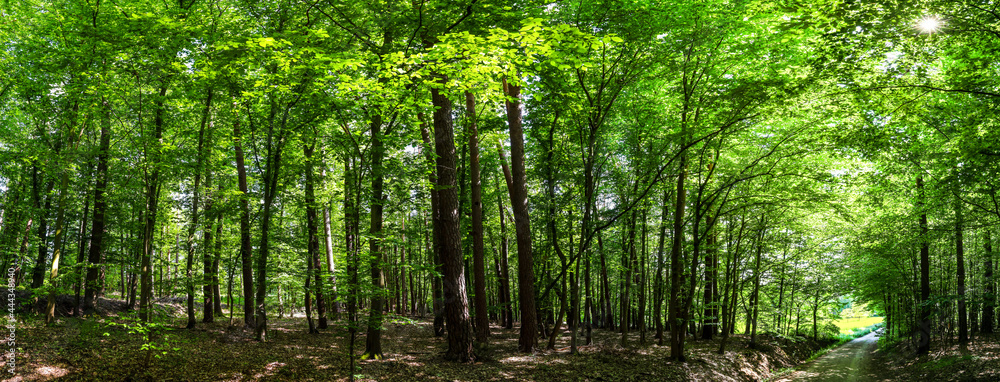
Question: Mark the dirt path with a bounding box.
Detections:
[773,331,879,382]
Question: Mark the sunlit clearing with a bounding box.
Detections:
[916,16,942,34]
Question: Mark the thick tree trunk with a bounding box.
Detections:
[83,102,112,316]
[503,78,537,354]
[430,83,474,362]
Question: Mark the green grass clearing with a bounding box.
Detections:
[832,316,883,335]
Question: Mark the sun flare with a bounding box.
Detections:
[917,16,943,33]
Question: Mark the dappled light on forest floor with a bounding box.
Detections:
[863,334,1000,381]
[8,313,838,381]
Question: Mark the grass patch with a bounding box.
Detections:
[832,316,883,335]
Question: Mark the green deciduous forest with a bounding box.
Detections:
[1,0,999,380]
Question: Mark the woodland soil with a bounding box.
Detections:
[3,300,833,381]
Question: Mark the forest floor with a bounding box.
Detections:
[3,301,837,382]
[859,332,1000,381]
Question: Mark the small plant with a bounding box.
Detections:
[107,314,180,369]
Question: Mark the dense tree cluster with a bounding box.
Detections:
[0,0,996,367]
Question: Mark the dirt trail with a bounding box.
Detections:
[773,331,879,382]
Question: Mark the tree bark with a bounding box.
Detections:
[430,83,474,362]
[304,142,327,329]
[234,112,255,328]
[984,230,995,334]
[917,175,931,355]
[467,91,490,345]
[955,198,967,343]
[502,78,537,354]
[83,101,112,316]
[668,152,688,361]
[364,111,386,359]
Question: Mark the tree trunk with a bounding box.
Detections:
[430,83,474,362]
[955,199,967,343]
[466,92,489,345]
[917,175,931,355]
[234,114,255,328]
[701,223,718,340]
[364,110,386,359]
[668,152,688,361]
[323,203,339,319]
[984,230,995,334]
[418,114,446,338]
[655,189,669,345]
[303,140,327,330]
[185,87,209,329]
[213,210,224,316]
[501,78,537,353]
[255,101,287,342]
[201,175,216,324]
[83,101,112,316]
[73,179,91,317]
[497,190,513,329]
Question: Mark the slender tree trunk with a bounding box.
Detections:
[668,152,687,361]
[185,87,209,329]
[701,223,718,340]
[364,111,386,359]
[303,141,327,330]
[234,113,255,328]
[418,115,446,338]
[467,92,489,345]
[44,102,83,323]
[917,175,931,355]
[497,190,513,329]
[323,203,339,319]
[749,232,763,348]
[305,244,317,333]
[655,189,669,345]
[73,181,91,317]
[201,174,216,324]
[984,230,995,334]
[30,169,53,291]
[213,210,223,316]
[955,199,967,343]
